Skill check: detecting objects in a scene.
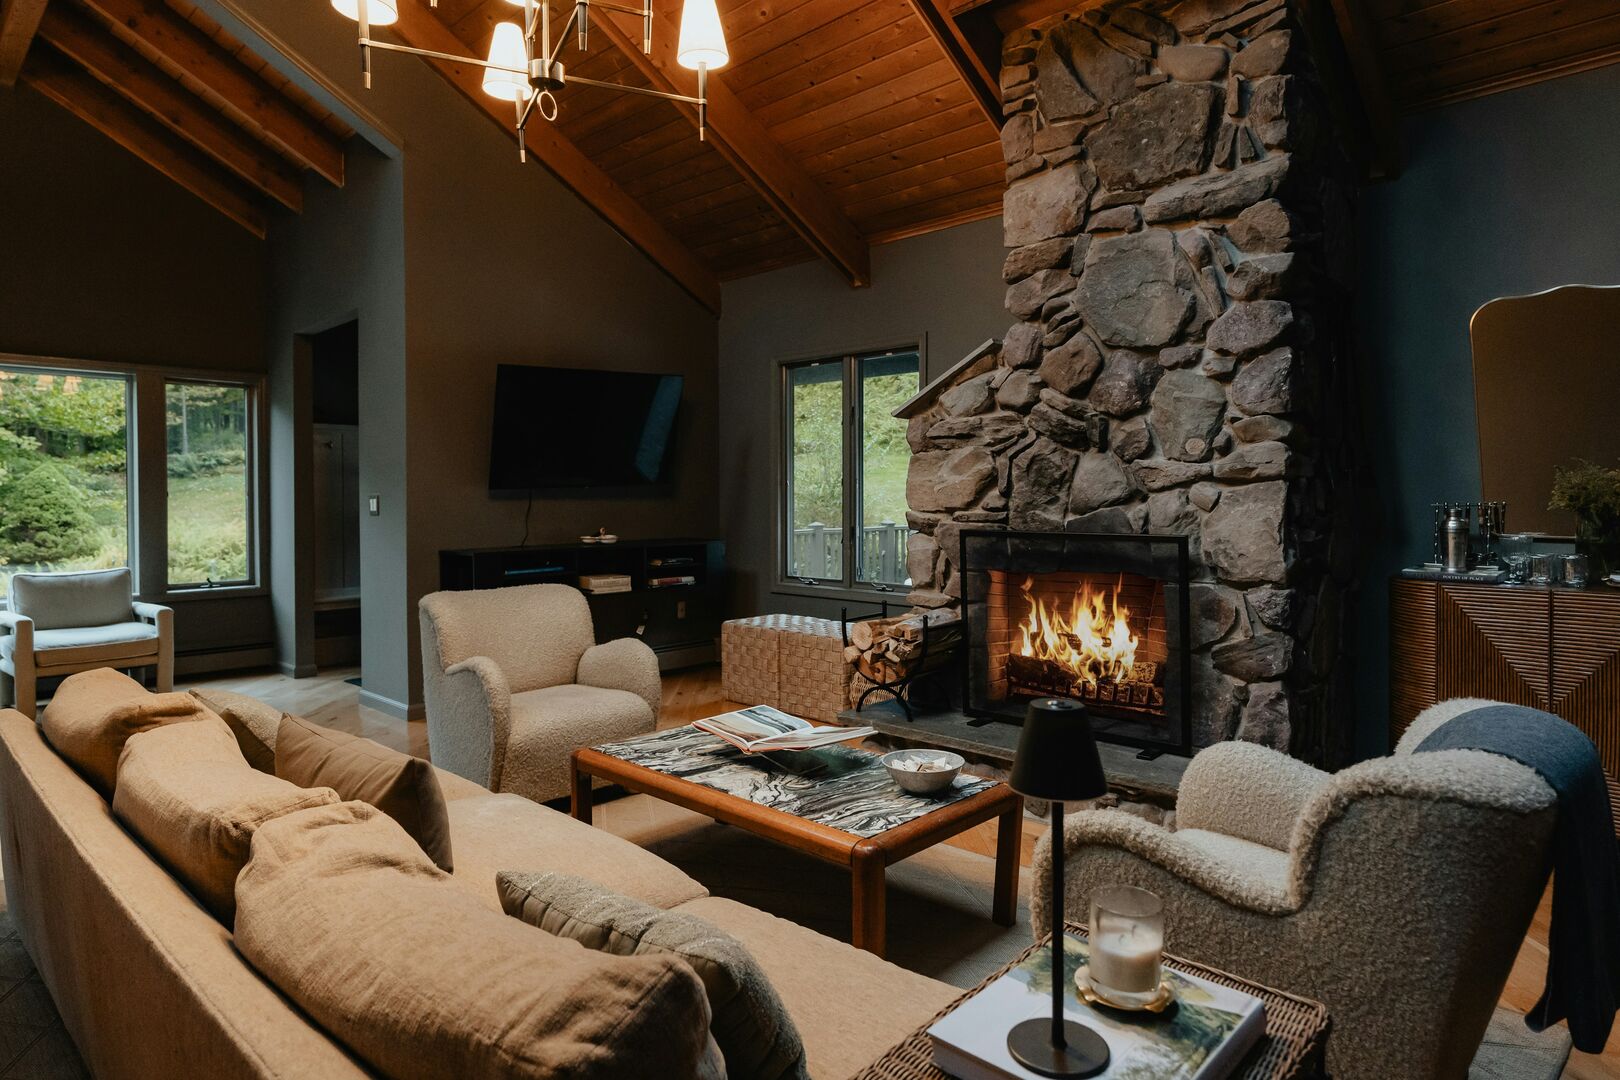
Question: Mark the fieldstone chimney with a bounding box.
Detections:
[902,0,1361,766]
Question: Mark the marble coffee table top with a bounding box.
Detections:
[592,725,997,839]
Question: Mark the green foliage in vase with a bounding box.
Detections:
[1549,459,1620,539]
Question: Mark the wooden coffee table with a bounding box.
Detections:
[571,727,1023,958]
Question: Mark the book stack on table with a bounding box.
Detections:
[578,574,633,594]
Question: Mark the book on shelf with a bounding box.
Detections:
[692,705,875,754]
[928,934,1266,1080]
[647,574,697,588]
[578,574,633,594]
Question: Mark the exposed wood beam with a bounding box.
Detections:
[387,0,721,315]
[37,4,302,210]
[78,0,345,186]
[1323,0,1401,179]
[21,42,267,235]
[906,0,1002,133]
[0,0,49,86]
[592,2,870,288]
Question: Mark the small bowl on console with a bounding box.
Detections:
[882,749,965,795]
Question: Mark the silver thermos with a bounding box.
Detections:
[1442,508,1470,572]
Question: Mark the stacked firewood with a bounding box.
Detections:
[842,610,962,685]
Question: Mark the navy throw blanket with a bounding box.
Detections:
[1417,704,1620,1052]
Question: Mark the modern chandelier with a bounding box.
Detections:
[330,0,730,161]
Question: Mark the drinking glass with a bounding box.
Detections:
[1562,554,1590,589]
[1086,885,1164,1007]
[1529,554,1557,586]
[1500,534,1534,583]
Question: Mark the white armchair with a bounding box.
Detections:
[418,583,660,803]
[0,568,173,719]
[1035,701,1560,1080]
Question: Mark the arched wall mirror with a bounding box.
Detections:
[1470,284,1620,537]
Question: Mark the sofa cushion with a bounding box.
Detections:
[503,683,654,802]
[235,801,725,1080]
[446,792,706,912]
[189,687,278,772]
[41,669,215,796]
[499,871,809,1080]
[112,717,341,924]
[9,568,133,631]
[671,896,962,1080]
[1,621,159,668]
[275,714,453,872]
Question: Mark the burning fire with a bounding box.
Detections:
[1016,576,1140,691]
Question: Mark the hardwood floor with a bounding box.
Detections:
[193,662,1619,1076]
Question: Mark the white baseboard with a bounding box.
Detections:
[358,688,425,721]
[276,660,319,678]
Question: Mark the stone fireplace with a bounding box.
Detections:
[899,0,1360,766]
[961,529,1192,755]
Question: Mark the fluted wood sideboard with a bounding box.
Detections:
[1390,578,1620,834]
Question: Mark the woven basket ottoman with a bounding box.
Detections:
[721,614,854,724]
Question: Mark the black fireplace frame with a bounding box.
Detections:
[957,528,1194,757]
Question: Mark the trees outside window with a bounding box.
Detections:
[783,348,919,590]
[166,382,250,585]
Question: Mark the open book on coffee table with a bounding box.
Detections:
[693,705,875,753]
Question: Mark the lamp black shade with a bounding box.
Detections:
[1009,698,1107,802]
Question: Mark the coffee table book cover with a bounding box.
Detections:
[928,936,1266,1080]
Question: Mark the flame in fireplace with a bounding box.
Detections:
[1016,576,1140,690]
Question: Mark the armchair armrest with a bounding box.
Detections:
[131,601,173,629]
[0,610,33,652]
[1175,740,1329,852]
[1032,807,1299,932]
[437,656,513,791]
[577,638,660,723]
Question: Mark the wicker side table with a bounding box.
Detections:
[850,923,1329,1080]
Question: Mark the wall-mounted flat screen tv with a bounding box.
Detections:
[488,364,683,495]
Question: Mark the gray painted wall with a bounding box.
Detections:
[717,216,1007,620]
[244,0,719,713]
[0,86,268,373]
[1355,63,1620,756]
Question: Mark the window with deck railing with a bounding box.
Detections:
[782,348,919,591]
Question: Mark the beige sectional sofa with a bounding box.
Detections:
[0,689,961,1079]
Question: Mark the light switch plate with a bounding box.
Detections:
[367,495,380,516]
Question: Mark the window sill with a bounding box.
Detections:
[772,581,913,607]
[150,585,267,603]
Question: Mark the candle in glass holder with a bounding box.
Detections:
[1088,885,1164,1006]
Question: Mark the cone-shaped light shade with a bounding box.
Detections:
[1008,698,1107,802]
[676,0,728,70]
[332,0,399,25]
[482,23,530,102]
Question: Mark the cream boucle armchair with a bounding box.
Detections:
[419,584,660,803]
[1035,700,1559,1080]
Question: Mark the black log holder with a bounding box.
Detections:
[841,603,958,721]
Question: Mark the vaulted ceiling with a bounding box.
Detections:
[1,0,353,235]
[5,0,1620,307]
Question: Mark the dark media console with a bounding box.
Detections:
[438,538,726,671]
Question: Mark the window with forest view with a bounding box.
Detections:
[784,348,919,588]
[0,367,129,600]
[167,382,250,585]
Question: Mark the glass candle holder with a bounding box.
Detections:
[1087,885,1164,1007]
[1562,554,1590,589]
[1529,553,1557,586]
[1500,533,1534,583]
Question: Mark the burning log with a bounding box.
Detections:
[1006,654,1164,711]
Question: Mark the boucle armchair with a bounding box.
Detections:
[419,584,660,803]
[1035,700,1559,1080]
[0,568,172,719]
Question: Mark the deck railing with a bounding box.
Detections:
[789,521,911,585]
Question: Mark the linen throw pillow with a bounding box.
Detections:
[498,870,811,1080]
[112,717,340,924]
[273,715,453,872]
[235,802,724,1080]
[188,687,279,772]
[41,668,218,796]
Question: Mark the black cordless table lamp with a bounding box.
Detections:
[1006,697,1111,1078]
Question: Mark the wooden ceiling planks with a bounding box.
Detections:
[1366,0,1620,108]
